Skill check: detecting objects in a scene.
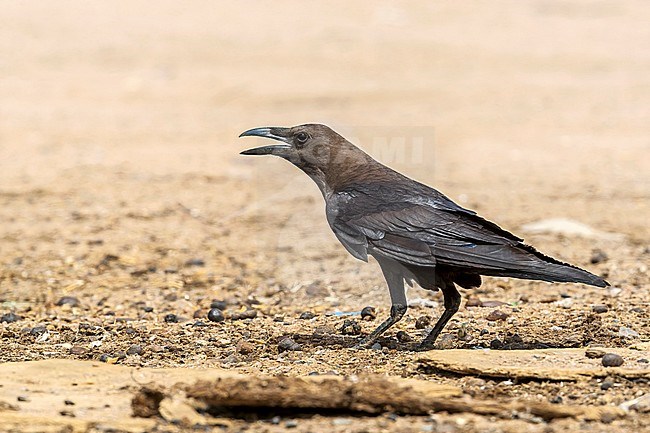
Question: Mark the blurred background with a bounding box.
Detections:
[1,1,648,321]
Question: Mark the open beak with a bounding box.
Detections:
[239,127,292,156]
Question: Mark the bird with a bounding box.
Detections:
[239,124,609,351]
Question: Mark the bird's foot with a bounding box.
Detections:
[352,334,378,350]
[352,336,376,350]
[414,342,436,352]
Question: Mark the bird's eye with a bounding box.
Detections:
[295,132,309,146]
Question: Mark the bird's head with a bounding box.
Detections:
[239,124,369,173]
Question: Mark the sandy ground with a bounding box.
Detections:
[1,1,649,432]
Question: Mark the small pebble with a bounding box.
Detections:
[549,396,563,404]
[55,296,80,307]
[618,326,639,338]
[602,353,624,367]
[490,338,503,349]
[360,306,377,321]
[457,324,468,340]
[592,305,609,314]
[207,308,225,323]
[630,307,643,313]
[17,396,29,402]
[142,306,154,313]
[210,300,227,310]
[236,341,254,355]
[638,358,649,363]
[486,310,510,321]
[0,312,22,323]
[278,337,302,352]
[590,249,608,264]
[396,330,412,343]
[340,319,361,335]
[600,381,614,390]
[585,348,606,359]
[436,334,456,349]
[69,346,87,355]
[313,325,335,335]
[221,354,239,365]
[230,309,257,320]
[30,326,47,335]
[556,298,573,309]
[299,311,315,320]
[480,300,507,308]
[415,316,431,329]
[64,399,75,406]
[192,310,204,319]
[126,344,143,356]
[371,343,382,350]
[150,345,165,353]
[600,412,617,424]
[285,420,298,429]
[164,314,178,323]
[184,258,205,267]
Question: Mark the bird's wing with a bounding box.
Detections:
[329,185,534,272]
[328,183,607,288]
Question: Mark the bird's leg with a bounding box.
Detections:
[356,259,407,348]
[356,304,407,348]
[417,284,461,351]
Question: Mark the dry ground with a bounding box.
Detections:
[1,1,649,432]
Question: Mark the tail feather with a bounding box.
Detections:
[485,244,609,287]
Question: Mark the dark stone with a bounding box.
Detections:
[415,316,431,329]
[299,311,315,320]
[600,381,613,390]
[592,305,609,314]
[126,344,143,356]
[30,326,47,335]
[590,249,608,264]
[184,258,205,267]
[339,319,361,335]
[602,353,624,367]
[360,306,377,321]
[207,308,225,323]
[163,314,178,323]
[396,331,412,343]
[0,312,22,323]
[278,337,302,352]
[55,296,80,307]
[490,338,503,349]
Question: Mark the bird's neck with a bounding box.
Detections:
[299,148,391,199]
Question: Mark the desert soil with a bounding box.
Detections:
[1,1,649,432]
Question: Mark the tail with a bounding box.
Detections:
[481,243,609,288]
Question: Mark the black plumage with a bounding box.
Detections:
[240,124,608,350]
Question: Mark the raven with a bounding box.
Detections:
[240,124,608,350]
